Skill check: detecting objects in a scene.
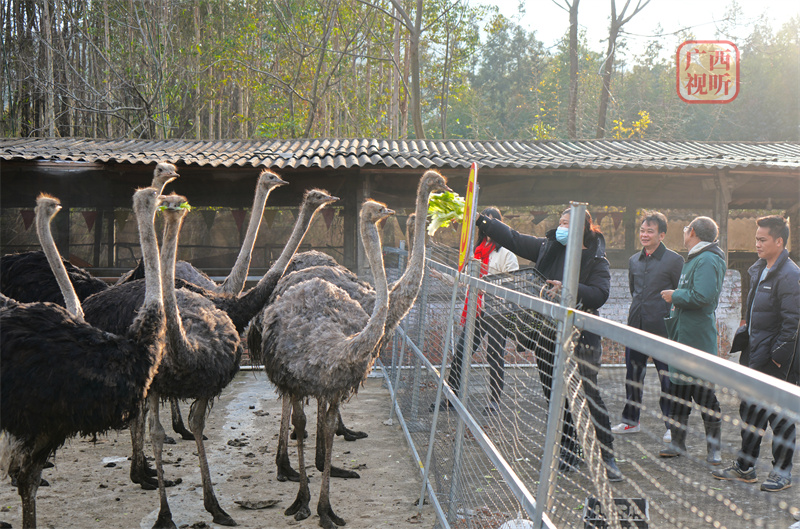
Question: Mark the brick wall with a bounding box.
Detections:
[599,269,742,364]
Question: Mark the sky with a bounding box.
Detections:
[474,0,800,58]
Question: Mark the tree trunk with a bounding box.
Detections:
[302,0,336,137]
[408,0,424,139]
[42,0,56,136]
[391,8,400,138]
[567,0,580,139]
[595,23,618,138]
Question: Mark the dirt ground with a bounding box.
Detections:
[0,372,436,529]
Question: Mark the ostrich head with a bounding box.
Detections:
[302,188,339,210]
[34,193,61,222]
[257,169,288,194]
[360,200,395,225]
[158,193,191,219]
[152,162,180,194]
[420,170,452,195]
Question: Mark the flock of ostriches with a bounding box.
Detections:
[0,163,452,529]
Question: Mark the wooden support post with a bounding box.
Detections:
[624,205,637,256]
[53,206,70,260]
[93,210,103,267]
[714,171,731,266]
[107,208,116,268]
[342,174,359,272]
[788,202,800,262]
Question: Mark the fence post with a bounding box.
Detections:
[533,202,586,528]
[418,259,463,511]
[409,268,430,421]
[447,259,480,524]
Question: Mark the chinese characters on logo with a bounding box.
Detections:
[676,40,740,104]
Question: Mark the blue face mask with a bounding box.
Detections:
[555,227,569,245]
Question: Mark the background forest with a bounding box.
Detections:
[1,0,798,141]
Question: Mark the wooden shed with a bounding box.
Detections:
[2,138,799,280]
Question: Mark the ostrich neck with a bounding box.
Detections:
[137,200,163,311]
[218,184,276,296]
[349,218,389,354]
[235,200,319,322]
[385,182,430,330]
[36,208,84,320]
[160,212,187,347]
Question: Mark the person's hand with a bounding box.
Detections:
[475,214,489,230]
[772,359,782,368]
[545,279,562,300]
[661,289,674,303]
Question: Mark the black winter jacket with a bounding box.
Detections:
[477,216,610,365]
[627,242,684,336]
[740,249,800,381]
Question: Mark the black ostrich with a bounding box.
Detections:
[1,162,178,306]
[0,189,167,529]
[259,199,394,529]
[117,169,287,442]
[253,170,450,482]
[81,188,337,528]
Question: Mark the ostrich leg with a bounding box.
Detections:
[276,396,301,482]
[170,397,206,441]
[149,394,178,529]
[335,409,368,441]
[315,400,360,479]
[284,397,311,521]
[17,456,46,529]
[188,397,236,526]
[318,399,347,529]
[131,399,179,490]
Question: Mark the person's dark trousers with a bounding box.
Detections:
[737,401,796,476]
[448,317,508,401]
[621,347,672,426]
[667,381,722,432]
[534,332,614,459]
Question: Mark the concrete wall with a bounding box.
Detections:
[599,269,742,364]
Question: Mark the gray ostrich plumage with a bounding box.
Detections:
[119,169,287,442]
[259,199,394,529]
[253,170,450,482]
[0,189,167,529]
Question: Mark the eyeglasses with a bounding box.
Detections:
[683,226,692,234]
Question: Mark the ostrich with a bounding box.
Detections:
[260,199,394,529]
[118,169,288,441]
[0,188,167,529]
[257,170,450,482]
[81,188,338,525]
[1,161,179,306]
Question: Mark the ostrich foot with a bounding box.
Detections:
[211,508,237,526]
[163,435,177,445]
[285,492,311,521]
[10,476,48,487]
[132,468,181,490]
[313,462,358,479]
[336,423,367,442]
[152,510,178,529]
[43,460,55,469]
[172,423,206,441]
[276,464,302,483]
[318,504,346,528]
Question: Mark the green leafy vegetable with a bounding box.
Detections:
[427,191,465,236]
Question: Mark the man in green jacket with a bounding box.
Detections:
[658,216,727,464]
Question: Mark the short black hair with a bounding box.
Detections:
[756,215,789,246]
[640,211,668,234]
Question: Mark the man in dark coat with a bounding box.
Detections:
[713,215,800,492]
[659,216,726,464]
[476,207,622,482]
[612,212,684,443]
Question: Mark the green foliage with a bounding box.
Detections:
[427,191,465,236]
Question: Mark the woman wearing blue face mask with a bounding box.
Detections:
[475,207,619,482]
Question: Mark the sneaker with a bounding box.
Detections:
[663,429,672,443]
[603,457,623,483]
[611,422,640,434]
[761,471,792,492]
[712,462,757,483]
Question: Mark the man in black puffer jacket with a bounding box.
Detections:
[713,215,800,492]
[476,207,621,482]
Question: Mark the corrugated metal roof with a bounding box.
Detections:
[2,137,800,172]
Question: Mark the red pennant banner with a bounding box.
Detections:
[322,208,335,229]
[231,209,246,233]
[20,210,35,230]
[611,212,624,230]
[593,212,607,224]
[82,211,98,231]
[263,209,277,228]
[529,210,548,225]
[201,210,216,231]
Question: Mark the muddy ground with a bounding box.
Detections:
[0,372,435,529]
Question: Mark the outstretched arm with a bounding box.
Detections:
[476,215,545,263]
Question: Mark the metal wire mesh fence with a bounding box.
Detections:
[379,238,800,529]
